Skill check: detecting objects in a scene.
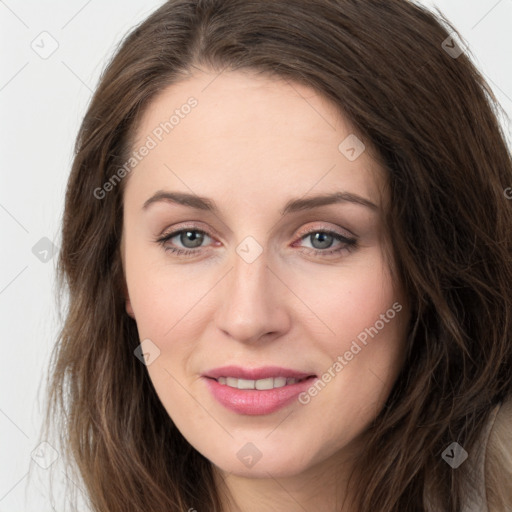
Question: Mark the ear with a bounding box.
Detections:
[119,235,135,319]
[123,281,135,319]
[126,296,135,319]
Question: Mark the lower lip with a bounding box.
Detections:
[203,376,317,415]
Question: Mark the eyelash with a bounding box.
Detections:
[155,224,358,259]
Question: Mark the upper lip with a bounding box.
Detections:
[202,365,316,381]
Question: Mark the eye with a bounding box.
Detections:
[293,229,357,257]
[155,225,358,258]
[155,227,213,256]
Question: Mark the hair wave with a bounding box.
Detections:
[42,1,512,510]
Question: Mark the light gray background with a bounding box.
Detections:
[1,1,511,510]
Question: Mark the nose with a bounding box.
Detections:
[214,247,291,344]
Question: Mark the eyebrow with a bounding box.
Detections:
[142,190,378,214]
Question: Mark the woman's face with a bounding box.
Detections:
[121,69,409,479]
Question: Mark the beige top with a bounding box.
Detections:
[424,401,510,512]
[462,402,501,512]
[479,398,512,512]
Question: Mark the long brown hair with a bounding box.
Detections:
[42,1,512,510]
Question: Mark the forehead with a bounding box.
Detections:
[126,69,385,210]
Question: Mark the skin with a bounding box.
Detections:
[121,68,410,512]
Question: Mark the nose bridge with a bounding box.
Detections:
[231,247,268,300]
[214,240,288,343]
[229,233,272,301]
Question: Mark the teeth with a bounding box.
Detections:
[238,378,255,390]
[216,376,303,390]
[226,377,238,387]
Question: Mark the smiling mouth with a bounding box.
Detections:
[207,375,315,390]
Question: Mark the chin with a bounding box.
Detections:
[207,441,317,479]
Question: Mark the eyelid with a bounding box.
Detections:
[157,220,214,238]
[296,223,357,240]
[157,221,356,244]
[299,226,356,238]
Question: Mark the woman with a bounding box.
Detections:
[43,0,512,510]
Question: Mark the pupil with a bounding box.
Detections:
[312,232,333,249]
[182,230,203,248]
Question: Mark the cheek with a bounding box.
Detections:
[296,254,406,419]
[329,272,398,352]
[125,258,211,426]
[124,237,208,337]
[124,246,219,403]
[295,251,400,355]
